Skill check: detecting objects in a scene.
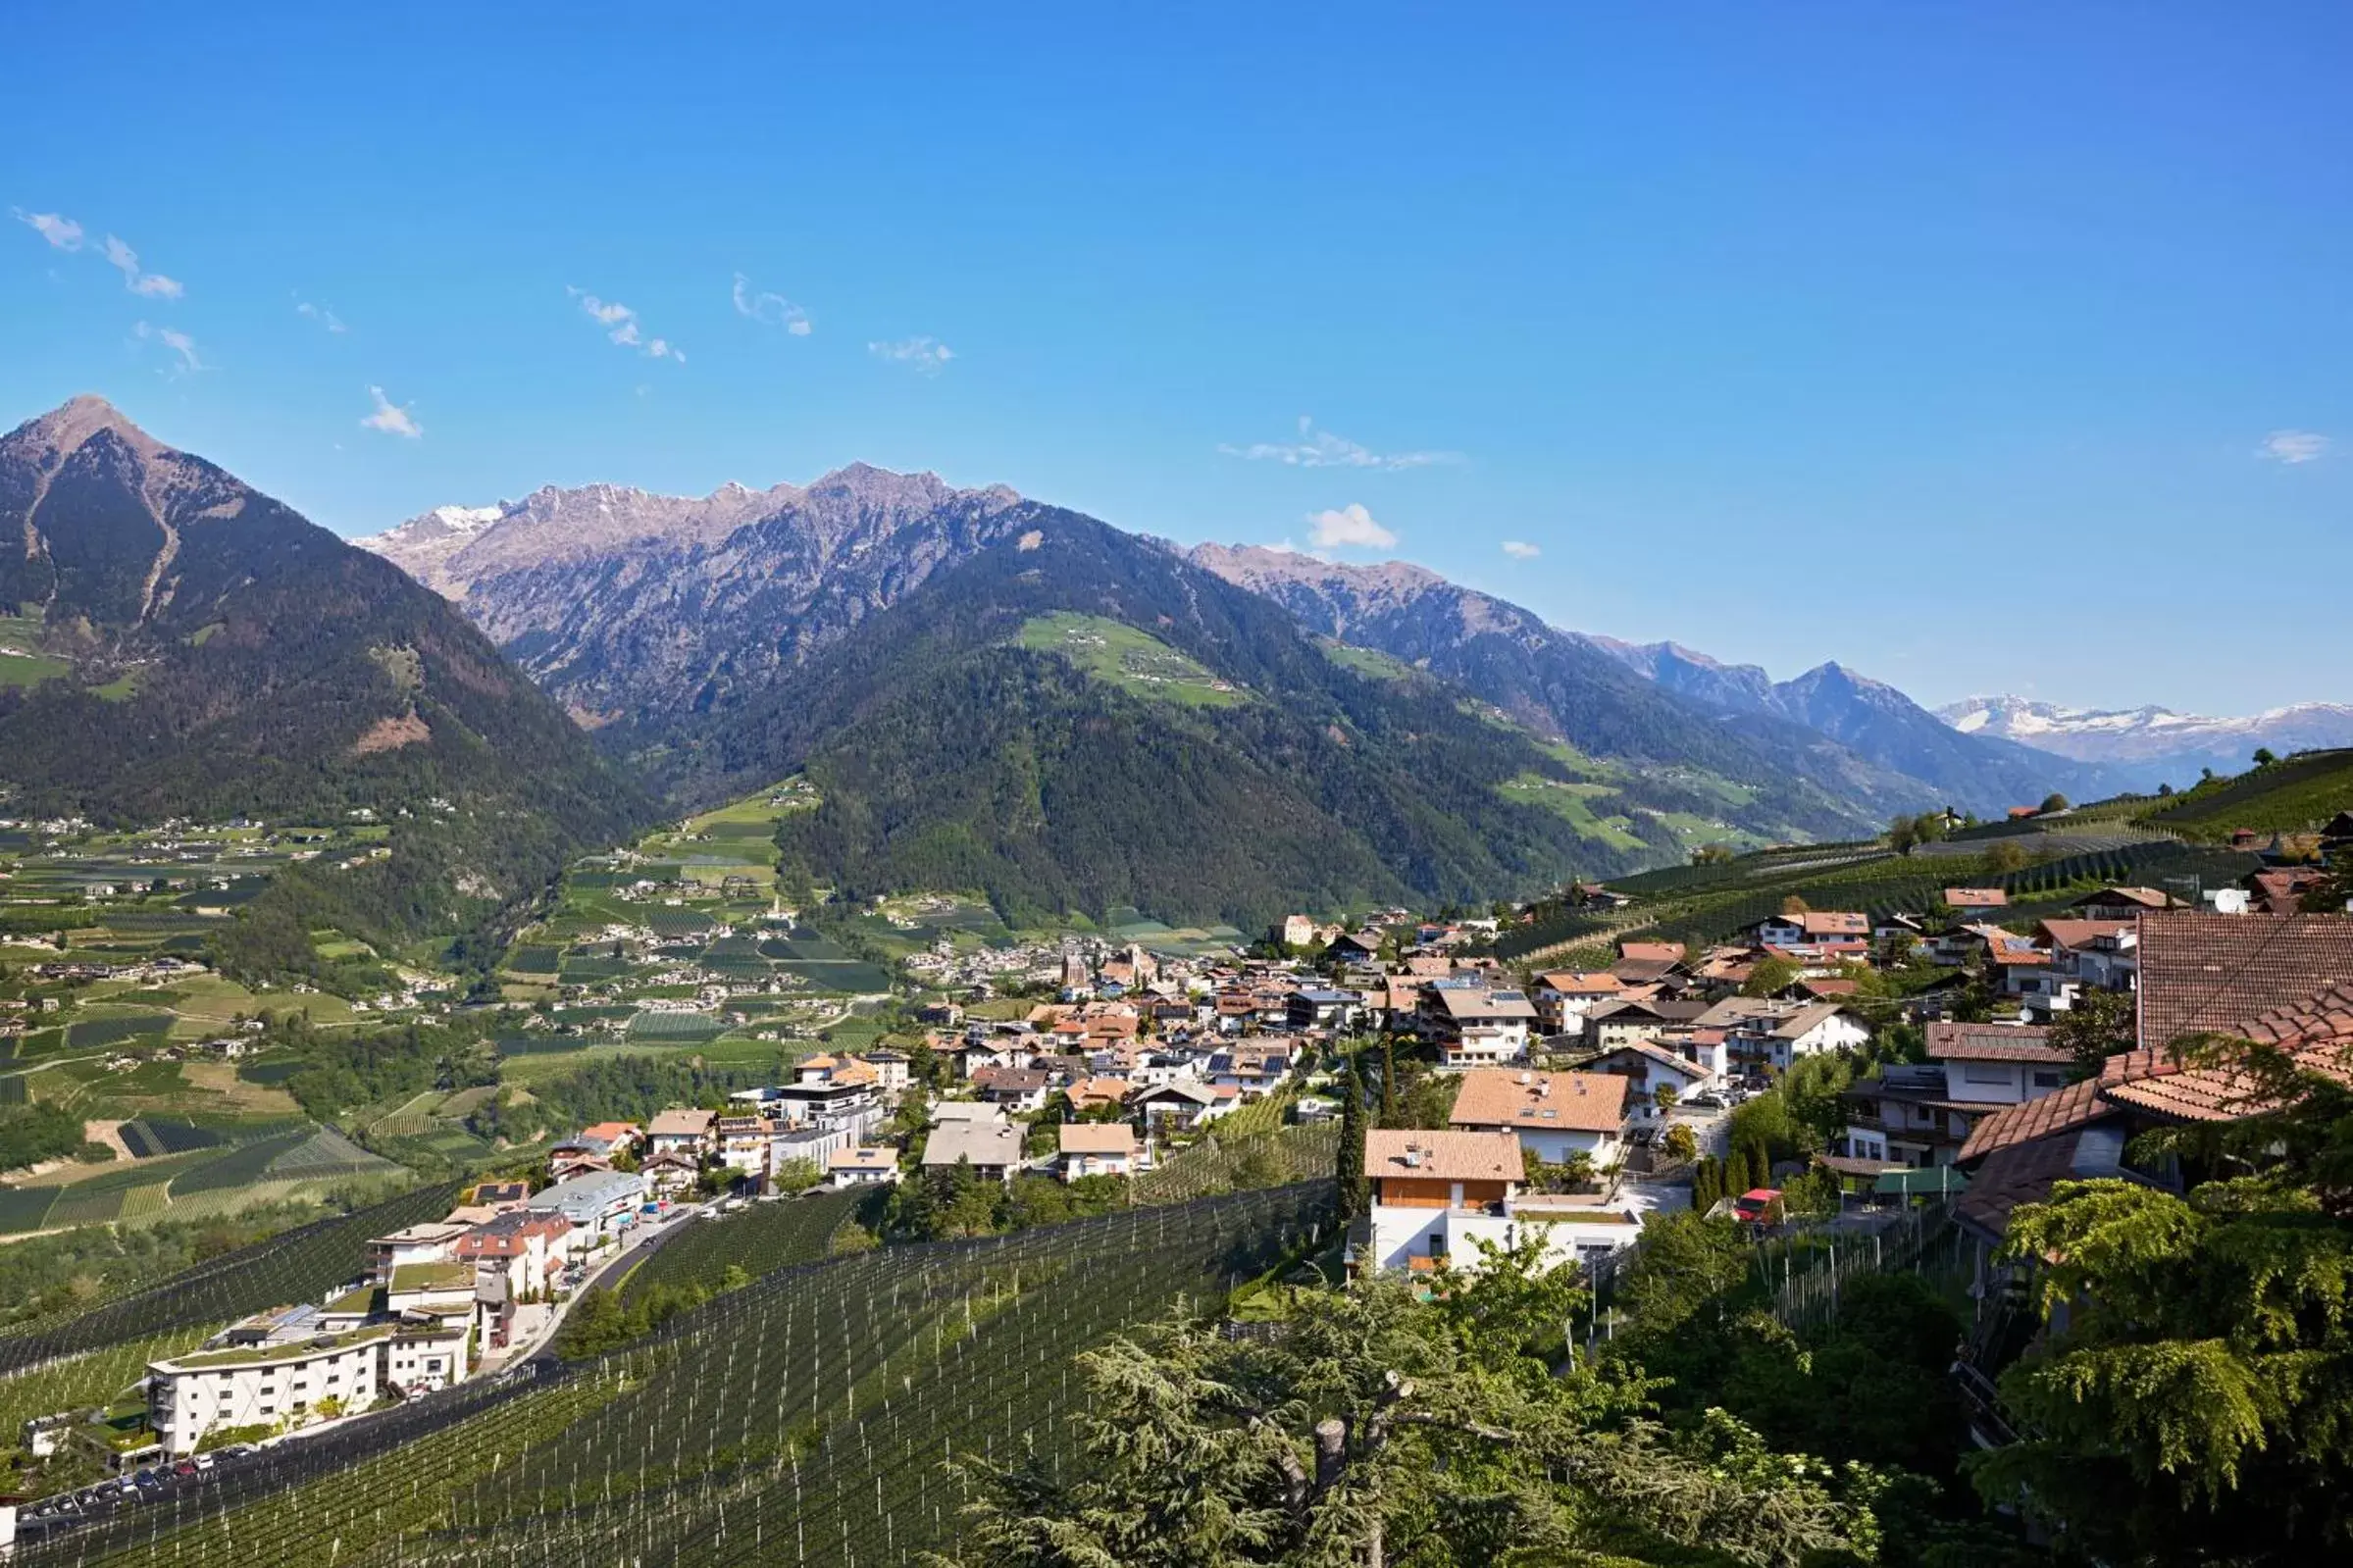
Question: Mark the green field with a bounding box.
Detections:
[0,613,69,687]
[1497,772,1647,849]
[1316,636,1418,683]
[1017,611,1248,707]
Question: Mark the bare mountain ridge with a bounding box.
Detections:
[359,465,1028,726]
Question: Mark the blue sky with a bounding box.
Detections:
[4,3,2346,715]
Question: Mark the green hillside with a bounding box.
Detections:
[654,514,1820,930]
[2135,749,2353,839]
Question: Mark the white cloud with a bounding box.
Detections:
[2258,430,2331,465]
[296,299,347,333]
[360,385,423,439]
[1304,503,1398,551]
[868,335,954,374]
[13,209,83,250]
[133,321,202,374]
[733,272,811,336]
[1221,414,1461,470]
[102,234,181,299]
[1501,540,1541,559]
[567,287,684,362]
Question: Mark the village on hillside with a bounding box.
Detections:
[26,794,2343,1477]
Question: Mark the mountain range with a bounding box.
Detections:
[365,480,1896,922]
[0,394,2143,940]
[0,397,645,977]
[1185,546,2121,815]
[1936,695,2353,789]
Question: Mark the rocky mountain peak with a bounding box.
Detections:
[2,395,170,471]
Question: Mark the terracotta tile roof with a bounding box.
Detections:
[1366,1129,1522,1184]
[1057,1123,1137,1156]
[1450,1068,1628,1134]
[1956,1126,2119,1240]
[2135,911,2353,1051]
[2071,885,2177,913]
[1065,1076,1132,1107]
[1956,1078,2116,1163]
[1924,1021,2068,1064]
[1798,912,1869,936]
[1616,941,1686,964]
[2036,919,2135,951]
[1538,971,1623,996]
[2095,1026,2353,1123]
[1943,887,2007,907]
[2252,870,2327,914]
[1798,978,1861,998]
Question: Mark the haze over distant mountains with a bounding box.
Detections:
[1936,694,2353,788]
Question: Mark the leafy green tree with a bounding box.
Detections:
[2049,986,2136,1077]
[2037,793,2070,814]
[1972,1035,2353,1562]
[1887,814,1919,854]
[933,1247,1885,1568]
[2251,747,2277,767]
[770,1157,822,1195]
[1740,955,1803,998]
[1662,1122,1698,1164]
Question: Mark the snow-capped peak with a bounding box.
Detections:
[431,504,504,531]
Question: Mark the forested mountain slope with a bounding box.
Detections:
[650,515,1866,927]
[0,397,646,965]
[1192,543,2104,816]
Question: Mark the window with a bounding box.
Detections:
[1962,1062,2013,1085]
[2030,1070,2064,1089]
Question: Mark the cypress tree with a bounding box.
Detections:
[1335,1050,1368,1224]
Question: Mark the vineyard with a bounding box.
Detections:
[2135,747,2353,838]
[23,1184,1334,1568]
[1131,1123,1339,1204]
[617,1189,868,1304]
[0,1182,457,1377]
[1502,835,2263,958]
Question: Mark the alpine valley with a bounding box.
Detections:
[347,448,2131,929]
[0,394,2237,945]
